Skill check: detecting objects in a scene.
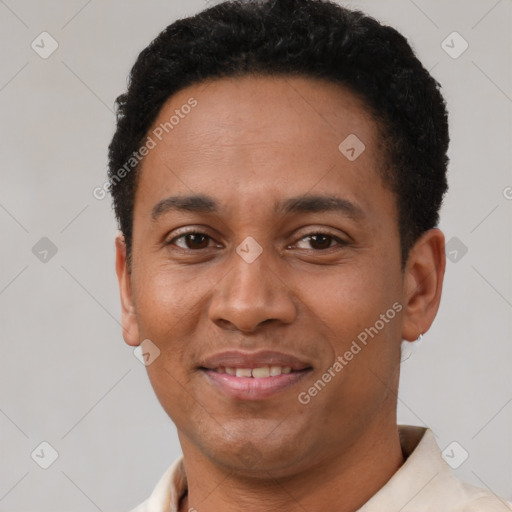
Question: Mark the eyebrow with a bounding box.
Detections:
[276,195,364,219]
[151,193,364,221]
[152,195,217,220]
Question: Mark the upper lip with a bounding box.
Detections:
[199,350,312,371]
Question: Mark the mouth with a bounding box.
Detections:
[206,365,298,378]
[198,350,313,400]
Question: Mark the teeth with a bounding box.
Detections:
[235,368,252,378]
[219,366,294,377]
[270,365,282,376]
[252,366,270,378]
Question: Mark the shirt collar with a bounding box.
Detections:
[142,425,458,512]
[358,425,459,511]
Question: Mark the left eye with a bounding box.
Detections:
[294,233,346,250]
[170,232,215,250]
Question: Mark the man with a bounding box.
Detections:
[108,0,511,510]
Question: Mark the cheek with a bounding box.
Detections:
[130,266,199,399]
[132,262,210,334]
[137,268,199,421]
[300,253,403,376]
[131,260,222,377]
[309,263,396,329]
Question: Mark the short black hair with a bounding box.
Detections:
[108,0,449,266]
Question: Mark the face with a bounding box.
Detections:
[116,75,444,476]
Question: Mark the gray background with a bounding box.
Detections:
[0,0,511,510]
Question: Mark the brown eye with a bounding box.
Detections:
[307,234,333,250]
[295,233,344,250]
[171,232,212,250]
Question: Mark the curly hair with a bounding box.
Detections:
[108,0,449,266]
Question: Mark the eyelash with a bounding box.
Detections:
[167,229,348,252]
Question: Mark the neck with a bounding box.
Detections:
[178,421,404,512]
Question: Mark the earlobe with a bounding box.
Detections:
[115,234,140,347]
[401,228,446,342]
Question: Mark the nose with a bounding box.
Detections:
[208,244,297,333]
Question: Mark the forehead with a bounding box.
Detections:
[146,74,379,155]
[135,74,391,220]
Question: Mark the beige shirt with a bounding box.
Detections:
[131,425,511,512]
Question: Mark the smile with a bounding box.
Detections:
[201,366,312,400]
[212,366,293,378]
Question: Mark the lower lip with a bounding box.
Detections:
[202,369,311,401]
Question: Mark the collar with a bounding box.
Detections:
[136,425,502,512]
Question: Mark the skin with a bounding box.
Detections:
[115,75,445,512]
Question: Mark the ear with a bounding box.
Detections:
[401,228,446,342]
[115,234,140,347]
